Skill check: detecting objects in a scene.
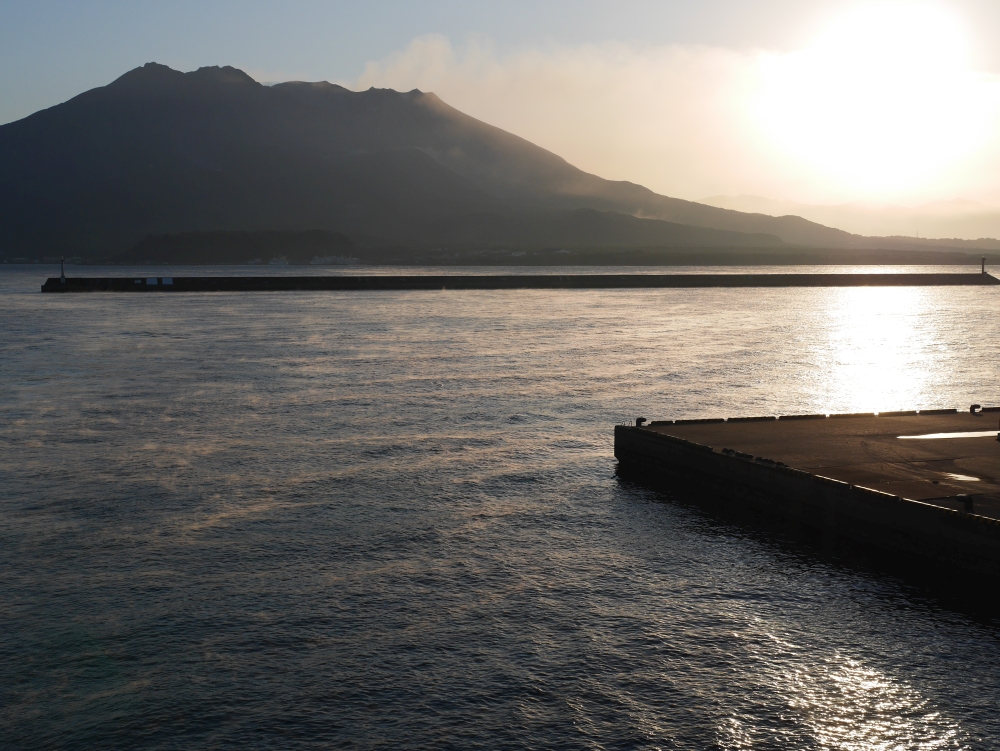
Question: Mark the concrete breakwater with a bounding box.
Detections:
[615,410,1000,582]
[40,272,1000,292]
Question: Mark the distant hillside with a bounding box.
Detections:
[701,195,1000,247]
[413,208,784,249]
[118,213,784,264]
[123,230,355,264]
[1,62,992,260]
[120,228,1000,268]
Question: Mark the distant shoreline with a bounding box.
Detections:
[8,247,1000,269]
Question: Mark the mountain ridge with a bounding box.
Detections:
[2,63,995,260]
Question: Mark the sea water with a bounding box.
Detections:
[2,264,999,749]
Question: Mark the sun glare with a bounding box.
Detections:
[757,2,995,197]
[815,287,935,412]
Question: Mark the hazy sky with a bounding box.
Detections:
[4,0,1000,206]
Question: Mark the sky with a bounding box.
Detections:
[3,0,1000,207]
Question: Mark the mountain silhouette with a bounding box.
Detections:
[0,63,981,260]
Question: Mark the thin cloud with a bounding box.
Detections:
[353,34,1000,206]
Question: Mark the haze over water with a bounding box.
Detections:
[3,265,1000,748]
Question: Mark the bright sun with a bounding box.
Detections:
[757,2,993,197]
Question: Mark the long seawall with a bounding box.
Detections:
[41,273,1000,292]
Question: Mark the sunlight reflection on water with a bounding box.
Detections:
[756,628,965,750]
[816,288,940,412]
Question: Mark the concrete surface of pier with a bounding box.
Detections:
[652,411,1000,518]
[41,272,1000,292]
[615,410,1000,581]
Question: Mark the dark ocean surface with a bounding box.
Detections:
[3,264,1000,749]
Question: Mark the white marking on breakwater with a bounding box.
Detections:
[898,431,998,439]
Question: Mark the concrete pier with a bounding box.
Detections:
[615,410,1000,581]
[40,272,1000,292]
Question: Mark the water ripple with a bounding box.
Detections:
[1,265,999,749]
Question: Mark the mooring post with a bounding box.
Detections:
[60,256,65,283]
[983,256,986,274]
